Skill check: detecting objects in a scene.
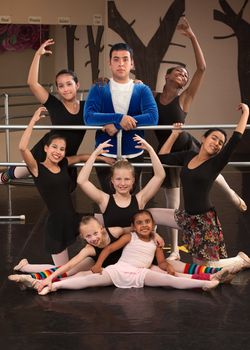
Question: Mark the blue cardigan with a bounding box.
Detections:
[84,82,158,156]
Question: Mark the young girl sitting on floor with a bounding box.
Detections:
[10,210,233,295]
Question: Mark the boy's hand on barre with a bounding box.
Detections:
[102,124,118,136]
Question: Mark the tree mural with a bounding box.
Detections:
[85,26,104,83]
[214,0,250,158]
[108,0,185,90]
[214,0,250,107]
[63,25,78,71]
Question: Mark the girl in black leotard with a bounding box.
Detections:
[77,134,166,229]
[18,107,112,266]
[150,103,249,266]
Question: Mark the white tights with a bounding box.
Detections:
[18,257,95,276]
[193,255,243,268]
[13,166,30,179]
[215,174,246,210]
[51,249,69,266]
[51,270,113,291]
[50,268,216,292]
[144,269,215,289]
[148,207,179,229]
[164,187,180,254]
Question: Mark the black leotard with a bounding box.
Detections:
[155,94,199,188]
[159,132,242,214]
[31,158,80,254]
[92,228,123,266]
[103,195,139,227]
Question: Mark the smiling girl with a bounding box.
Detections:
[18,106,112,265]
[77,133,166,228]
[150,103,249,264]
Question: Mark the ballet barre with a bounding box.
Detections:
[0,215,25,221]
[1,123,250,221]
[0,124,250,130]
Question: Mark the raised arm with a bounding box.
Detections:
[235,103,249,134]
[27,38,55,103]
[158,123,183,155]
[77,140,113,212]
[178,17,206,111]
[19,107,48,176]
[135,135,165,208]
[91,233,131,273]
[67,154,115,167]
[37,245,96,293]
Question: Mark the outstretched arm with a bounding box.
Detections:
[108,226,131,238]
[27,38,55,103]
[235,103,249,134]
[91,233,131,273]
[67,154,115,167]
[19,107,48,176]
[37,245,96,292]
[178,17,206,112]
[135,134,165,208]
[77,140,113,212]
[158,123,183,155]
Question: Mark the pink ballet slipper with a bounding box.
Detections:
[202,280,219,291]
[13,258,28,271]
[38,285,56,296]
[233,191,247,212]
[211,269,235,284]
[8,274,40,290]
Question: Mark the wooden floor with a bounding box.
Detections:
[1,167,250,350]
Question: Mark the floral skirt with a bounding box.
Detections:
[174,208,228,261]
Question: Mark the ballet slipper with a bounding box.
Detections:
[202,280,219,291]
[232,191,247,212]
[8,274,40,290]
[237,251,250,268]
[38,285,56,296]
[167,251,180,261]
[211,269,235,284]
[13,258,28,271]
[8,274,27,291]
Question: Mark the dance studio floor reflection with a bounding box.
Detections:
[1,167,250,350]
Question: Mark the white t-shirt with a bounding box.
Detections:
[110,78,134,114]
